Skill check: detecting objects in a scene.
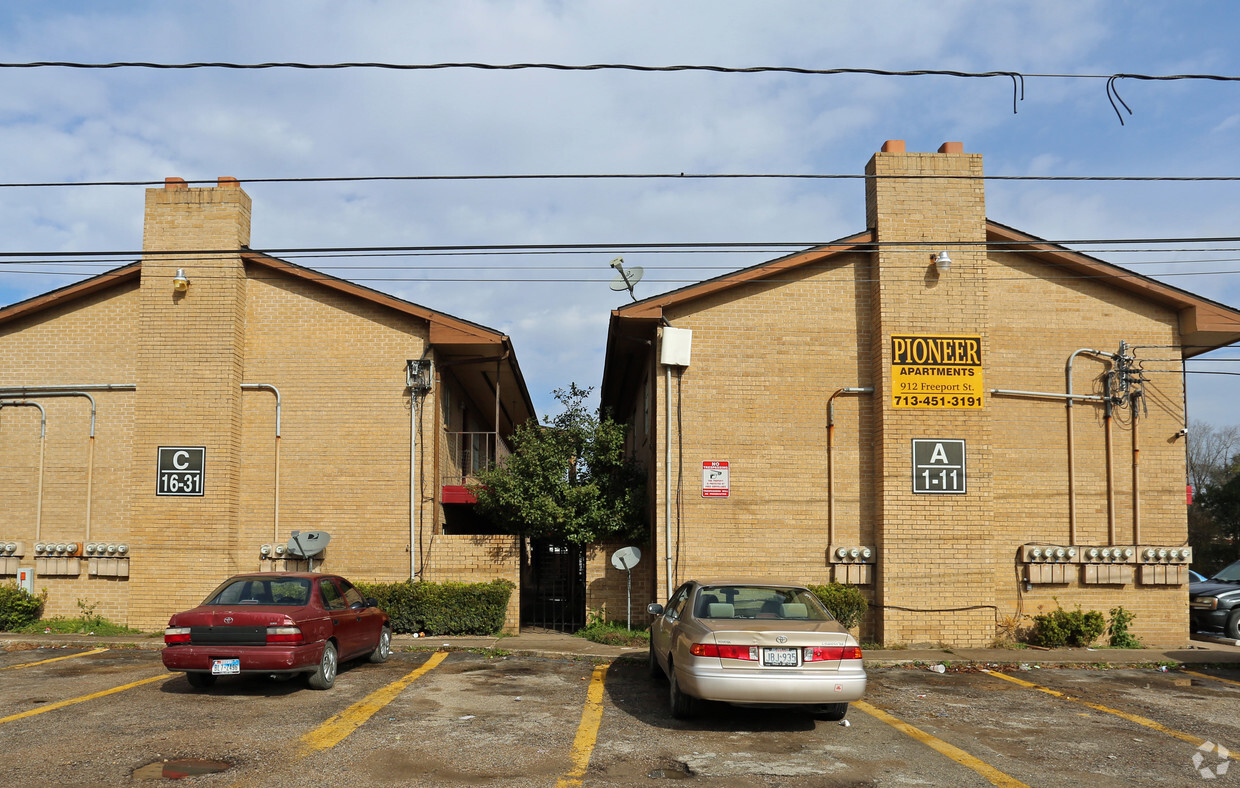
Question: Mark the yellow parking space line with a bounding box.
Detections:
[298,650,449,755]
[983,669,1237,759]
[854,700,1029,788]
[1182,669,1240,689]
[0,673,165,725]
[1,647,109,670]
[555,662,611,788]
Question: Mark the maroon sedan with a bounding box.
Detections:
[162,573,391,690]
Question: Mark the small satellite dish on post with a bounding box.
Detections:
[610,546,642,630]
[287,531,331,570]
[608,257,644,302]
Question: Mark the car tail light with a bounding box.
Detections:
[265,626,304,645]
[689,643,758,660]
[164,627,191,645]
[803,645,864,662]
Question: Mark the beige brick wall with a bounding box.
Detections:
[585,541,657,627]
[632,143,1193,647]
[0,281,141,622]
[422,534,521,634]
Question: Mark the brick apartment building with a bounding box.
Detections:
[0,178,537,631]
[601,141,1240,647]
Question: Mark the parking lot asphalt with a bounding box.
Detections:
[3,628,1240,666]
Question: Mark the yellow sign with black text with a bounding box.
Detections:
[891,334,984,409]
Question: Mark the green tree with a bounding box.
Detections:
[469,384,647,546]
[1187,420,1240,574]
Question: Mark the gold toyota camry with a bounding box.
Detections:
[647,580,867,720]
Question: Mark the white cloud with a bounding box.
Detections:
[1,1,1239,422]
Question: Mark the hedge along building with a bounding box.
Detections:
[0,177,536,632]
[601,140,1240,648]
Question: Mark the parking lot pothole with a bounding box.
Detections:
[133,758,233,780]
[648,761,694,779]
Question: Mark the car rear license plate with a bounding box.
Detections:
[211,658,240,675]
[763,648,799,667]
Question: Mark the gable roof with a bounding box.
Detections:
[0,251,537,431]
[607,222,1240,359]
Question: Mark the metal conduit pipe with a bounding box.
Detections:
[0,400,47,539]
[1064,349,1115,545]
[990,378,1113,546]
[241,384,282,542]
[0,391,97,538]
[826,387,873,548]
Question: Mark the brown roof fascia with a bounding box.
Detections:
[614,231,873,319]
[242,251,501,346]
[0,263,140,328]
[985,222,1240,357]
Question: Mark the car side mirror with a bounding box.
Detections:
[647,602,664,616]
[365,597,379,608]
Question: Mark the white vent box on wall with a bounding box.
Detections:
[660,327,693,367]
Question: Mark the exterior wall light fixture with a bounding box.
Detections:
[172,268,190,291]
[933,251,953,272]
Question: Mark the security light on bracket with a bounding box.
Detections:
[172,268,190,291]
[933,252,953,272]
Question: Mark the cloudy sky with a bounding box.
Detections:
[1,1,1238,423]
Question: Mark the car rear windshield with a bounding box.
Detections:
[694,586,835,621]
[203,577,312,606]
[1212,561,1240,583]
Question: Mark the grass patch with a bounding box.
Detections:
[574,621,650,647]
[18,616,141,637]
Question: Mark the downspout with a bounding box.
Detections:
[664,363,672,598]
[826,387,873,547]
[241,384,282,542]
[1,400,47,539]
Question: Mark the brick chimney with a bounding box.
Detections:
[129,178,253,621]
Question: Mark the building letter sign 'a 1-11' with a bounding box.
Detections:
[912,440,966,494]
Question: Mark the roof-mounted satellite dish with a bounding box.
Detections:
[608,257,644,302]
[286,530,331,558]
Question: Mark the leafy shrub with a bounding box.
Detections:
[1107,606,1141,649]
[1028,604,1105,648]
[0,583,45,631]
[356,578,514,636]
[807,582,868,630]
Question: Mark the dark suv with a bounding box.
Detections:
[1190,560,1240,639]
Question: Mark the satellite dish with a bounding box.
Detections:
[608,257,644,301]
[611,545,642,571]
[287,530,331,558]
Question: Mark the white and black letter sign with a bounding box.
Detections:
[912,439,965,494]
[157,446,205,496]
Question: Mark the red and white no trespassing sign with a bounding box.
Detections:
[702,461,730,497]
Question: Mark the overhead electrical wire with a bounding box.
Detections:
[1,171,1239,188]
[2,60,1239,121]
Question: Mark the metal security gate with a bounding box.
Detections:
[523,539,586,632]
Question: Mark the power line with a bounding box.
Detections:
[1,172,1238,189]
[1,237,1240,259]
[2,61,1236,122]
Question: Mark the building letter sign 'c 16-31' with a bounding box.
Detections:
[891,334,984,409]
[157,446,205,496]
